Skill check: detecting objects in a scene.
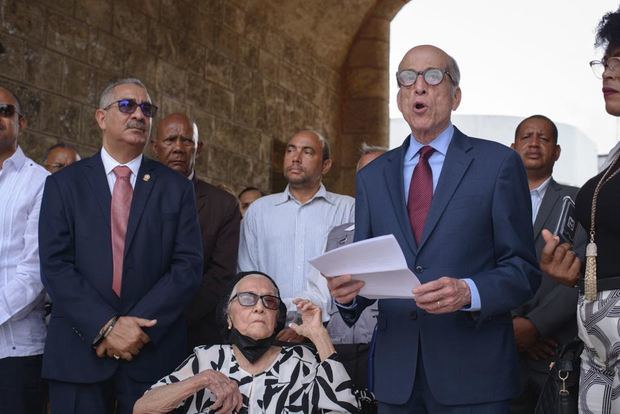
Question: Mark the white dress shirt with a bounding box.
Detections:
[0,146,49,358]
[100,146,142,192]
[402,124,481,311]
[238,184,355,317]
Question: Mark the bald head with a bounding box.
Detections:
[152,113,202,177]
[396,44,462,144]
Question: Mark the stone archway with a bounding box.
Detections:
[336,0,408,195]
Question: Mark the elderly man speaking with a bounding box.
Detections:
[327,45,541,413]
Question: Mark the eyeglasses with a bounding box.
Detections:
[229,292,281,310]
[589,57,620,79]
[396,68,453,87]
[0,103,22,118]
[103,99,158,118]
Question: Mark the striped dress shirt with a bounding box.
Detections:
[238,184,355,314]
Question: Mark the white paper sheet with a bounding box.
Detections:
[308,234,420,299]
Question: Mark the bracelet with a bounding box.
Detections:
[92,316,119,348]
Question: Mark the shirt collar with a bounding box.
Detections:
[2,146,26,171]
[531,176,552,196]
[406,123,454,161]
[275,183,332,205]
[100,146,142,178]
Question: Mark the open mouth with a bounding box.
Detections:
[413,102,427,113]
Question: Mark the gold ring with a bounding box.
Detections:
[113,354,120,360]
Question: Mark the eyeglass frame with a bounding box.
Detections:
[102,98,159,118]
[0,103,23,119]
[396,68,455,88]
[589,56,620,79]
[228,291,282,310]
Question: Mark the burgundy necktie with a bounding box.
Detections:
[408,146,435,244]
[111,166,133,296]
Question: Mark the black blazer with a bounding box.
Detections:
[39,154,203,383]
[185,178,241,349]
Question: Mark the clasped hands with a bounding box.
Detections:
[327,274,471,314]
[95,316,157,361]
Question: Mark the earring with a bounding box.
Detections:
[227,319,232,330]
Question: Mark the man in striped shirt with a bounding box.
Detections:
[238,130,355,342]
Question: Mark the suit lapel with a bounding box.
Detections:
[84,153,112,227]
[192,177,208,216]
[533,179,561,241]
[418,128,473,249]
[124,157,157,255]
[384,137,418,255]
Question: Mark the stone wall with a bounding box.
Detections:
[0,0,407,195]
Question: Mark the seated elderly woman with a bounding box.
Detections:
[133,271,359,414]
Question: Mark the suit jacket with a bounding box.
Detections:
[185,178,241,348]
[344,128,541,405]
[513,179,586,374]
[39,154,203,384]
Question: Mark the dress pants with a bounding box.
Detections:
[334,343,370,390]
[48,365,153,414]
[378,345,510,414]
[0,354,46,414]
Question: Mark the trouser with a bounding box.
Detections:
[0,354,46,414]
[577,290,620,413]
[48,368,153,414]
[334,343,370,390]
[378,350,510,414]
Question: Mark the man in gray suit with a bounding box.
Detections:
[509,115,586,413]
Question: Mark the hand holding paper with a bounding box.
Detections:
[309,235,421,299]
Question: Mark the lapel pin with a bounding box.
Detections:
[143,174,151,182]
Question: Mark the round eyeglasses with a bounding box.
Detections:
[103,99,158,118]
[229,292,281,310]
[589,57,620,79]
[396,68,453,87]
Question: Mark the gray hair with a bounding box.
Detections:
[98,78,149,109]
[360,142,388,155]
[446,53,461,87]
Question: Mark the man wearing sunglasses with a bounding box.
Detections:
[0,87,49,413]
[39,78,203,414]
[152,113,241,351]
[327,45,541,413]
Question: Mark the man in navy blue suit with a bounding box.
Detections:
[39,78,203,414]
[327,45,541,413]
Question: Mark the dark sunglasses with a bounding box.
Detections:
[229,292,281,310]
[0,103,22,118]
[103,99,158,118]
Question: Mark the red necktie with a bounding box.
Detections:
[111,166,133,296]
[408,146,435,244]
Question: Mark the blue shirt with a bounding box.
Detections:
[402,123,481,312]
[238,184,355,314]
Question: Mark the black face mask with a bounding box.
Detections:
[229,328,277,363]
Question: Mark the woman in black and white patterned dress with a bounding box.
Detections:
[133,272,359,414]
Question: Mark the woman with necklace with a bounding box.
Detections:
[540,7,620,413]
